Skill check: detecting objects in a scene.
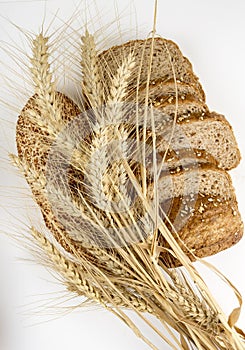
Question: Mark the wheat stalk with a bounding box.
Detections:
[31,226,221,346]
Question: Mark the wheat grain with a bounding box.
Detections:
[31,227,107,304]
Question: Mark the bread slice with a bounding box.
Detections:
[179,115,241,170]
[153,96,207,116]
[146,166,243,264]
[148,166,236,203]
[159,193,243,266]
[99,37,205,100]
[151,112,241,170]
[128,78,205,104]
[129,90,241,171]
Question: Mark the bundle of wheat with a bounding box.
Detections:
[9,3,245,350]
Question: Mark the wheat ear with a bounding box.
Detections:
[106,52,135,122]
[10,153,133,281]
[9,154,47,190]
[168,272,221,333]
[31,227,106,303]
[81,30,104,109]
[29,34,63,132]
[82,53,136,219]
[30,227,152,313]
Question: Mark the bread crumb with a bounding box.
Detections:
[198,204,205,213]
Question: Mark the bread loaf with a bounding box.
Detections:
[15,35,243,266]
[98,36,243,261]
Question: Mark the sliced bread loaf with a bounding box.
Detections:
[99,37,205,100]
[15,32,243,266]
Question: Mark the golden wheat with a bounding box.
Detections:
[31,227,153,313]
[30,35,58,120]
[81,30,104,109]
[6,4,245,350]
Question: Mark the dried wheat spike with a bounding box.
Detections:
[13,26,245,350]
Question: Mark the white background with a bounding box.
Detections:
[0,0,244,349]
